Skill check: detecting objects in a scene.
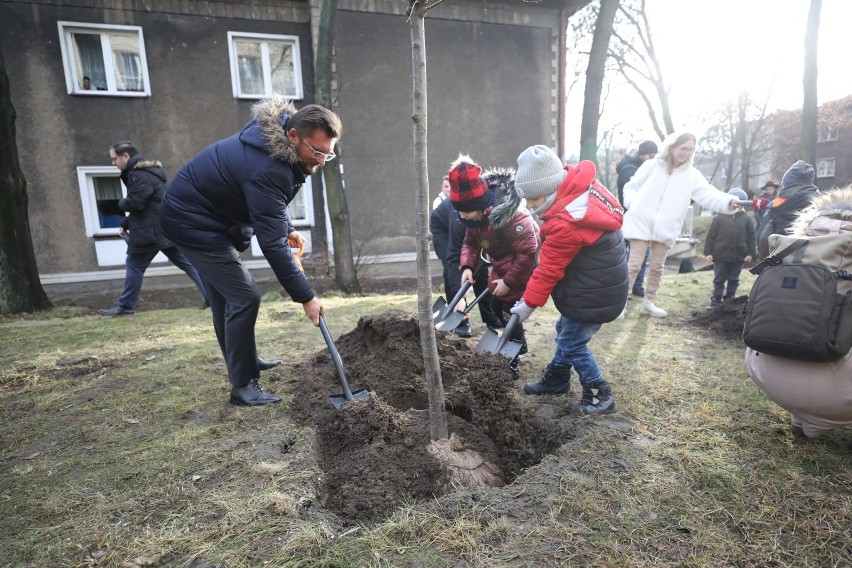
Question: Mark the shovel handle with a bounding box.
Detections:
[445,281,472,314]
[318,315,354,401]
[463,288,491,314]
[495,313,520,354]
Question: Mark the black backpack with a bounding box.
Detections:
[743,238,852,362]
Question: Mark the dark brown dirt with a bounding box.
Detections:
[285,310,568,523]
[688,295,748,341]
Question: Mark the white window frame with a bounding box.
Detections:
[58,21,151,97]
[227,31,303,100]
[76,166,127,237]
[817,124,838,142]
[817,158,836,178]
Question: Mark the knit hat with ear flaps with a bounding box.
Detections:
[449,156,491,212]
[781,160,815,187]
[515,145,567,199]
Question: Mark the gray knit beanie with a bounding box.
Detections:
[515,145,567,199]
[781,160,815,187]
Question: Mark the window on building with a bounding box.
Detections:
[77,167,127,236]
[227,32,303,99]
[817,124,838,142]
[58,22,150,96]
[817,158,836,178]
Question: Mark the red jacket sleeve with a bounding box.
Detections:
[499,212,540,293]
[459,227,479,272]
[523,218,586,308]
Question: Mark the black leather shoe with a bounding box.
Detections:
[631,287,645,298]
[454,321,472,338]
[98,306,135,316]
[257,357,282,371]
[230,378,281,406]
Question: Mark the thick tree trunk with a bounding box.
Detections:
[309,171,329,276]
[315,0,359,292]
[801,0,821,165]
[0,44,51,314]
[580,0,619,163]
[409,0,447,442]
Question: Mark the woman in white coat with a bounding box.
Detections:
[622,131,737,317]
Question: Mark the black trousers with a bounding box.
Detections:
[177,245,261,387]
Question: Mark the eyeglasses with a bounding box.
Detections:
[675,145,696,154]
[304,139,336,162]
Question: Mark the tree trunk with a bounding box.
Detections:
[801,0,821,165]
[315,0,359,292]
[0,44,51,314]
[580,0,619,163]
[409,0,447,442]
[309,171,329,276]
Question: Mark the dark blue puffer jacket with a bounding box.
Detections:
[160,96,313,303]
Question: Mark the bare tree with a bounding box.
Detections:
[407,0,448,442]
[0,44,51,313]
[315,0,360,292]
[801,0,821,164]
[579,0,620,163]
[608,0,673,139]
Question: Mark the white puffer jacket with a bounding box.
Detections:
[622,131,733,247]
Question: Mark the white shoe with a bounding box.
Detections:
[640,301,667,318]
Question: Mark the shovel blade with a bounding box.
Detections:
[475,328,524,359]
[431,296,448,321]
[434,310,465,332]
[329,387,371,409]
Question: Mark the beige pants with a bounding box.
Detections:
[627,240,669,302]
[745,348,852,438]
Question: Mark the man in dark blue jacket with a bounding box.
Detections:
[99,142,207,316]
[160,97,342,406]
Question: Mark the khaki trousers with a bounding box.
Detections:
[627,240,669,302]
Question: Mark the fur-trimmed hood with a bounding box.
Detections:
[241,95,300,165]
[655,130,696,171]
[789,186,852,236]
[483,167,519,229]
[124,155,165,183]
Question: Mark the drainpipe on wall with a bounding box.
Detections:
[558,4,568,158]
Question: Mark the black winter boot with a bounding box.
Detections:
[566,378,616,415]
[508,357,520,380]
[523,364,572,395]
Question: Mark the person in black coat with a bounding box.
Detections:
[756,161,821,258]
[98,142,207,317]
[703,188,756,308]
[160,97,342,406]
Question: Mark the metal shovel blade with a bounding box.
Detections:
[431,281,472,323]
[431,296,448,321]
[434,310,465,332]
[475,313,523,359]
[319,315,370,408]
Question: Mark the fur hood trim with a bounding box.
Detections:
[252,95,300,164]
[484,167,519,229]
[790,187,852,236]
[135,160,163,170]
[656,130,696,170]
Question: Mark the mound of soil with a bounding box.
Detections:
[689,295,748,341]
[286,310,567,523]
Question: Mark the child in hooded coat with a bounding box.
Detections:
[448,155,540,380]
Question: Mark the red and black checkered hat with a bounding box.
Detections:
[449,157,490,212]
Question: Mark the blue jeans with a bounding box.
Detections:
[551,315,603,385]
[118,246,207,310]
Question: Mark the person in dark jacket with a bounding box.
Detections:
[98,142,207,316]
[756,161,820,258]
[703,188,756,309]
[451,156,540,380]
[615,139,657,298]
[753,180,779,225]
[429,179,500,336]
[159,97,342,407]
[510,146,628,416]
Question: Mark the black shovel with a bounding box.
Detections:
[475,313,523,359]
[319,315,370,409]
[434,288,491,332]
[431,281,472,324]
